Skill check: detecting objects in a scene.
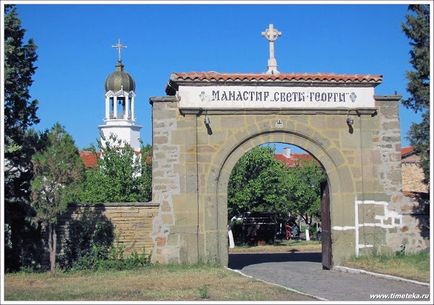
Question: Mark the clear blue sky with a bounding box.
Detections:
[13,2,422,151]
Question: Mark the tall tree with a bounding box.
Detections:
[402,4,430,185]
[4,4,41,270]
[4,5,39,137]
[31,123,84,273]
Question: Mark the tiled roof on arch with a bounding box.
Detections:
[166,71,383,94]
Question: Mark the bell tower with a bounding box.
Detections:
[98,39,141,151]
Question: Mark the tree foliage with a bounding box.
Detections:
[59,207,114,270]
[285,161,327,225]
[228,146,287,217]
[402,4,430,185]
[4,5,39,138]
[4,4,42,271]
[79,135,152,203]
[228,146,327,225]
[31,123,84,272]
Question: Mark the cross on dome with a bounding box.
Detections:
[112,38,127,62]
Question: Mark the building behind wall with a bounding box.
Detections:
[401,146,429,195]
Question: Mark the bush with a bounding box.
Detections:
[60,207,114,270]
[70,242,151,271]
[60,206,151,272]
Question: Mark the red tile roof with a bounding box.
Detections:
[79,151,99,168]
[79,150,151,168]
[275,153,314,168]
[401,146,414,157]
[167,72,383,94]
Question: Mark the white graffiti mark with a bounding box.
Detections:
[331,199,404,256]
[332,226,355,231]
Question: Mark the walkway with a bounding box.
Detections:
[228,252,430,301]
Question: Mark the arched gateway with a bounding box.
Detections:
[147,19,408,268]
[149,70,409,268]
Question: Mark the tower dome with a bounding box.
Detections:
[99,39,142,152]
[105,61,136,92]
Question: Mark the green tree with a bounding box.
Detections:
[79,135,152,203]
[402,4,430,185]
[140,144,153,201]
[31,123,84,273]
[286,161,327,226]
[4,4,42,271]
[228,146,327,227]
[228,146,290,218]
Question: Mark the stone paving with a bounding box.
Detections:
[229,252,430,301]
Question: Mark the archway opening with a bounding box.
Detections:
[225,142,332,270]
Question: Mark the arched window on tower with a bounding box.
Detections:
[109,97,115,119]
[118,96,125,118]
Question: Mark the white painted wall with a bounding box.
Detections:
[99,121,142,151]
[178,85,376,109]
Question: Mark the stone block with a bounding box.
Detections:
[309,116,328,130]
[326,116,346,129]
[160,201,171,212]
[336,168,355,193]
[176,116,195,129]
[198,145,217,153]
[154,110,177,120]
[204,230,221,263]
[381,136,401,143]
[154,135,168,144]
[161,213,174,225]
[197,152,213,163]
[221,116,245,129]
[382,121,400,130]
[173,195,197,214]
[179,234,200,264]
[359,226,386,245]
[331,230,355,265]
[340,131,359,149]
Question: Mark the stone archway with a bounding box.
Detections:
[149,72,408,267]
[213,130,340,268]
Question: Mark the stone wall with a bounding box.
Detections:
[373,96,429,254]
[57,203,159,255]
[149,96,187,263]
[402,153,428,193]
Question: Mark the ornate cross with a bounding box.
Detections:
[262,24,282,74]
[112,39,127,62]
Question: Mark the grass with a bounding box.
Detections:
[4,264,316,301]
[229,239,321,253]
[342,251,430,283]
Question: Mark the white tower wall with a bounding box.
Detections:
[99,120,142,151]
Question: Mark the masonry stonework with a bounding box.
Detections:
[402,152,429,194]
[150,74,428,267]
[58,203,159,255]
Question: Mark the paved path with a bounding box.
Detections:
[229,252,430,301]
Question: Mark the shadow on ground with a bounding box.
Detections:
[228,252,322,270]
